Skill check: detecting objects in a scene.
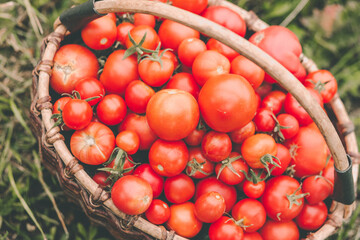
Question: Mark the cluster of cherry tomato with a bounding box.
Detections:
[50,1,339,239]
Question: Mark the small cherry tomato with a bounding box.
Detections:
[215,152,248,185]
[125,80,155,114]
[133,163,164,198]
[230,55,264,89]
[201,131,232,162]
[254,108,276,132]
[207,38,239,62]
[295,201,328,231]
[92,172,110,187]
[133,13,156,28]
[74,77,105,106]
[115,130,140,155]
[260,90,286,115]
[276,113,299,140]
[229,121,256,145]
[302,175,333,205]
[195,191,226,223]
[125,25,160,51]
[232,198,266,232]
[186,147,215,179]
[164,173,195,204]
[260,220,299,240]
[304,69,337,103]
[178,38,207,67]
[145,199,170,225]
[209,216,244,240]
[96,94,127,126]
[116,22,135,45]
[62,99,92,130]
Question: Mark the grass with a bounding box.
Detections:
[0,0,359,239]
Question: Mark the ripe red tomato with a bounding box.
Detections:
[52,96,71,130]
[81,15,117,50]
[62,99,92,130]
[254,108,276,132]
[138,56,174,87]
[215,152,248,185]
[232,199,266,232]
[322,158,335,185]
[302,175,333,205]
[192,50,230,86]
[286,126,327,178]
[116,22,135,45]
[178,38,207,67]
[195,177,237,212]
[100,50,138,95]
[146,89,199,141]
[164,173,195,204]
[149,139,189,177]
[304,69,337,103]
[125,25,160,51]
[184,126,206,146]
[241,134,277,169]
[124,80,155,114]
[133,163,164,198]
[201,6,246,37]
[260,90,286,115]
[119,113,158,150]
[207,38,239,62]
[195,191,226,223]
[133,13,156,28]
[262,175,305,222]
[230,55,264,89]
[201,131,232,162]
[74,77,105,106]
[70,122,115,165]
[167,202,203,238]
[165,72,200,100]
[269,143,291,176]
[209,216,244,240]
[229,121,256,145]
[158,19,200,51]
[160,49,179,69]
[243,232,263,240]
[260,220,299,240]
[106,154,136,176]
[51,44,99,94]
[96,94,127,126]
[115,130,139,155]
[145,199,170,225]
[276,113,299,140]
[199,74,257,132]
[243,180,266,199]
[171,0,208,14]
[186,147,214,179]
[111,175,153,215]
[295,201,328,231]
[92,171,110,187]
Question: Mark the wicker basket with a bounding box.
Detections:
[29,0,359,239]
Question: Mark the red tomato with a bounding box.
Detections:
[243,180,266,199]
[241,134,277,169]
[254,108,276,132]
[195,177,237,212]
[116,22,135,45]
[195,191,226,223]
[115,130,140,155]
[199,74,257,132]
[178,38,207,67]
[138,56,174,87]
[262,176,305,222]
[215,152,248,185]
[209,216,244,240]
[81,15,117,50]
[229,121,256,145]
[96,94,127,126]
[158,19,200,51]
[146,89,200,141]
[149,139,189,177]
[184,126,206,146]
[201,131,232,162]
[51,44,99,94]
[106,154,135,176]
[295,201,328,231]
[133,163,164,198]
[260,220,299,240]
[100,50,138,95]
[322,158,335,185]
[302,175,333,205]
[119,113,158,150]
[164,173,195,204]
[304,69,337,103]
[269,143,291,176]
[192,50,230,86]
[160,49,179,69]
[133,13,156,28]
[125,25,160,51]
[186,147,214,179]
[249,26,306,84]
[232,199,266,232]
[230,55,265,89]
[171,0,208,14]
[243,232,263,240]
[165,72,200,100]
[74,77,105,106]
[52,97,71,130]
[145,199,170,225]
[62,99,92,130]
[276,113,299,140]
[260,90,286,115]
[286,126,327,178]
[124,80,155,114]
[92,172,110,187]
[111,175,153,215]
[201,6,246,37]
[167,202,203,238]
[207,38,239,62]
[70,122,115,165]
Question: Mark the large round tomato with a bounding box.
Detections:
[70,122,115,165]
[96,94,127,126]
[295,201,328,231]
[149,139,189,177]
[51,44,99,94]
[62,99,93,130]
[302,175,333,205]
[260,220,299,240]
[100,50,138,95]
[286,126,327,178]
[209,216,244,240]
[230,55,264,89]
[194,191,226,223]
[164,173,195,204]
[146,89,199,141]
[167,202,203,238]
[111,175,153,215]
[198,74,257,132]
[133,163,164,198]
[231,199,266,232]
[171,0,208,14]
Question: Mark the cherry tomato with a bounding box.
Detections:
[230,55,264,89]
[62,99,92,130]
[145,199,170,225]
[184,126,206,146]
[92,172,110,187]
[302,175,333,205]
[115,130,140,155]
[269,143,291,176]
[260,220,299,240]
[243,180,266,199]
[146,89,199,141]
[51,44,99,94]
[201,131,232,162]
[207,38,239,62]
[149,139,189,177]
[178,38,207,67]
[52,97,71,130]
[195,191,226,223]
[209,216,244,240]
[276,113,299,140]
[70,122,115,165]
[229,121,256,145]
[125,25,160,51]
[138,55,174,87]
[96,94,127,126]
[232,199,266,232]
[322,158,335,185]
[133,163,164,198]
[133,13,156,28]
[164,173,195,204]
[215,152,248,185]
[165,72,200,100]
[295,201,328,231]
[171,0,208,14]
[160,49,179,69]
[74,77,105,106]
[124,80,155,114]
[111,175,153,215]
[199,74,257,132]
[167,202,203,238]
[106,155,136,176]
[186,147,214,179]
[254,108,276,132]
[116,22,135,45]
[304,69,337,103]
[260,90,286,115]
[243,232,263,240]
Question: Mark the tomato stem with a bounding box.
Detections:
[260,153,280,176]
[286,184,309,209]
[216,155,242,179]
[186,158,210,177]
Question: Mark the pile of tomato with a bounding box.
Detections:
[50,1,339,239]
